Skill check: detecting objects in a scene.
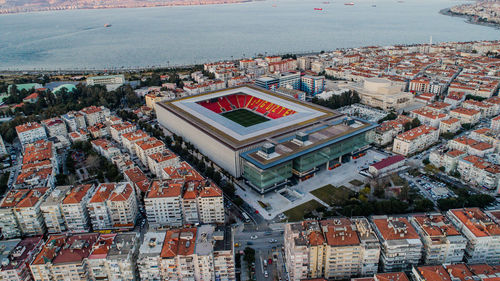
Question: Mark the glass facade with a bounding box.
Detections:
[293,132,368,173]
[243,161,292,192]
[242,132,370,192]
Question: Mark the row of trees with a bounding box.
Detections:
[311,90,360,109]
[0,84,143,143]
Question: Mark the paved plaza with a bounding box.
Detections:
[236,149,389,220]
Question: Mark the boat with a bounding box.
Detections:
[322,1,330,4]
[314,7,323,10]
[372,4,376,7]
[104,23,112,27]
[344,2,354,5]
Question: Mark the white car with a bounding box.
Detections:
[250,235,258,240]
[264,271,269,278]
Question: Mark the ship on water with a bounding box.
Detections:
[314,7,323,10]
[344,2,354,5]
[104,23,112,27]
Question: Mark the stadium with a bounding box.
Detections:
[157,85,377,194]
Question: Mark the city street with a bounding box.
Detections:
[234,225,286,281]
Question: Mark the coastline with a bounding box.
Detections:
[0,0,254,15]
[439,8,500,30]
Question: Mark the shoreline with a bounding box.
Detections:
[0,0,254,15]
[439,8,500,30]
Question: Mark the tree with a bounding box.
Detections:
[411,118,421,129]
[85,155,101,171]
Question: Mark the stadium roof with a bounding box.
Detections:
[158,85,342,149]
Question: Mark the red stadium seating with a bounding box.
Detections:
[197,94,296,119]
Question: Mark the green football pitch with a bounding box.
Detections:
[221,109,270,127]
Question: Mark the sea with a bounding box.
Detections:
[0,0,498,70]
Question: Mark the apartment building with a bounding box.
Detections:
[409,213,467,265]
[61,111,87,131]
[106,233,138,281]
[147,149,180,178]
[121,130,149,155]
[11,188,49,237]
[124,167,151,196]
[284,218,381,281]
[371,215,423,272]
[463,99,497,118]
[439,118,461,134]
[429,149,466,173]
[159,226,235,281]
[15,140,58,189]
[144,180,183,227]
[138,232,165,281]
[448,136,494,157]
[40,185,72,233]
[392,125,439,156]
[373,116,412,146]
[135,137,165,167]
[87,183,138,230]
[426,101,452,113]
[110,121,136,144]
[41,117,68,137]
[87,234,116,280]
[145,91,170,110]
[470,128,500,151]
[87,233,139,281]
[446,208,500,264]
[0,189,29,239]
[0,239,21,280]
[492,115,500,131]
[410,108,448,128]
[450,107,481,124]
[80,105,110,126]
[457,155,500,191]
[91,139,121,160]
[0,237,43,281]
[413,263,500,281]
[195,181,225,224]
[352,272,410,281]
[30,233,99,281]
[61,184,95,232]
[0,134,7,156]
[16,122,47,147]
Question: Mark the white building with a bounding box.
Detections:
[446,208,500,264]
[284,218,380,281]
[41,117,68,137]
[392,125,439,156]
[410,213,467,265]
[138,231,165,281]
[371,215,423,272]
[450,107,481,125]
[135,137,165,167]
[87,183,138,230]
[61,184,95,232]
[15,122,47,147]
[40,185,72,233]
[80,105,110,126]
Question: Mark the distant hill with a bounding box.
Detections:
[0,0,251,14]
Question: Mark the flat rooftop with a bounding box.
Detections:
[158,85,342,150]
[241,117,377,169]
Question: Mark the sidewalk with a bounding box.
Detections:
[236,149,387,220]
